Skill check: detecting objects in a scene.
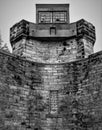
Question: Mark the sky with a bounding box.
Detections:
[0,0,102,52]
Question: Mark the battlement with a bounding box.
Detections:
[77,19,96,45]
[10,19,30,46]
[10,19,96,45]
[10,21,77,45]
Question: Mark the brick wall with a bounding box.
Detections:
[0,50,102,130]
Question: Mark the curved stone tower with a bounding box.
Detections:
[8,4,97,130]
[10,4,95,63]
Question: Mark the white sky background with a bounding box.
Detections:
[0,0,102,52]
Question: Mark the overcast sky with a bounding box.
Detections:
[0,0,102,52]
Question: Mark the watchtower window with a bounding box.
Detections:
[39,12,52,23]
[53,12,67,23]
[38,11,67,23]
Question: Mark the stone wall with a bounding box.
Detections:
[12,37,94,63]
[13,38,78,63]
[0,50,102,130]
[77,38,94,59]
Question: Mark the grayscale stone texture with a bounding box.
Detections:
[0,3,101,130]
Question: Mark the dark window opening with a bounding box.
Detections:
[50,27,56,35]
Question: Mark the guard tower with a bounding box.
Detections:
[7,3,98,130]
[10,4,96,63]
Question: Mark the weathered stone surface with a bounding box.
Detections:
[12,38,78,63]
[0,50,102,130]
